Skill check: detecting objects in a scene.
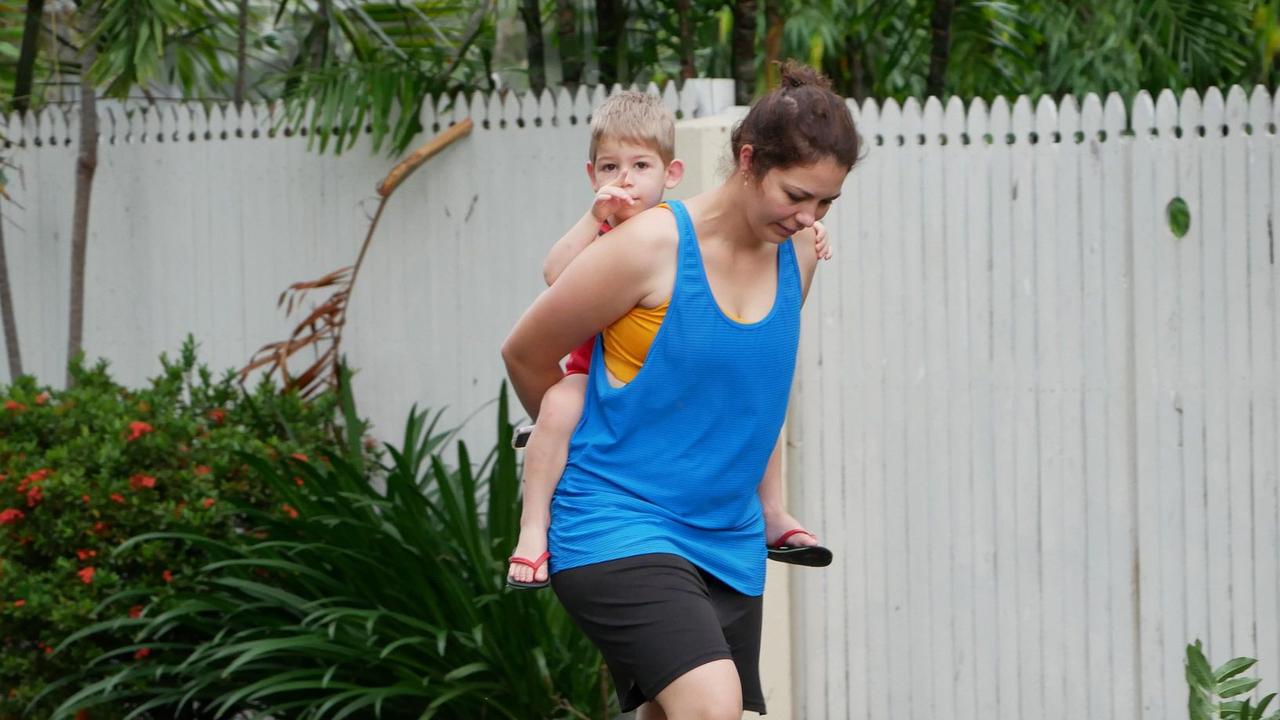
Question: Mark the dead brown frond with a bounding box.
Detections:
[240,119,473,397]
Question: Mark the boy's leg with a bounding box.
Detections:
[509,373,589,585]
[759,434,820,549]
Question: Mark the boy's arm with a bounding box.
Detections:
[542,171,636,286]
[543,212,606,286]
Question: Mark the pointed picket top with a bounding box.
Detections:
[554,85,574,126]
[497,90,517,128]
[677,82,698,119]
[1178,88,1201,141]
[965,96,987,140]
[34,107,54,146]
[879,96,902,145]
[1130,90,1155,135]
[1057,95,1079,139]
[207,103,226,140]
[1273,84,1280,125]
[609,83,625,98]
[922,95,944,141]
[1224,84,1248,128]
[661,81,680,116]
[419,94,437,134]
[450,91,469,126]
[858,97,880,139]
[469,90,487,127]
[1151,88,1176,140]
[0,111,10,145]
[537,87,556,127]
[434,92,451,131]
[1201,86,1225,136]
[190,103,209,140]
[988,96,1010,138]
[479,90,498,130]
[21,108,38,146]
[519,89,540,127]
[901,96,923,144]
[1080,93,1103,135]
[573,84,593,126]
[96,105,115,144]
[943,96,965,144]
[1248,85,1270,130]
[1103,92,1126,134]
[1034,93,1057,142]
[590,84,608,114]
[1011,95,1033,143]
[641,81,658,99]
[145,105,165,142]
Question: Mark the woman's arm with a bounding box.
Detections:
[793,225,822,302]
[502,208,677,419]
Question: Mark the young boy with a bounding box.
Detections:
[507,91,832,589]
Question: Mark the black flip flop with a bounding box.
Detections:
[767,529,833,568]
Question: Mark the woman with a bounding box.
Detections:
[502,62,860,719]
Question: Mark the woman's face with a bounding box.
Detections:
[745,155,847,244]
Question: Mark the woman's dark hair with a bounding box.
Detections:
[731,61,861,179]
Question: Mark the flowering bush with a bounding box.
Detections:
[0,339,349,719]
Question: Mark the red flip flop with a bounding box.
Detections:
[507,550,551,590]
[767,528,833,567]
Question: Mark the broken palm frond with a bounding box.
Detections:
[240,118,473,397]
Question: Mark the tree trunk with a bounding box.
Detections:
[731,0,757,104]
[594,0,626,86]
[67,32,98,386]
[13,0,45,113]
[763,0,782,88]
[234,0,249,107]
[520,0,546,93]
[555,0,582,87]
[676,0,695,80]
[846,34,868,102]
[926,0,955,98]
[0,200,22,378]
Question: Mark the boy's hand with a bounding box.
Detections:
[591,170,637,222]
[813,220,833,261]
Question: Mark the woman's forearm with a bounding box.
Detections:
[501,339,565,421]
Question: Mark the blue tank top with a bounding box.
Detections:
[548,199,802,596]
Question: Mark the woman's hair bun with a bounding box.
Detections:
[778,60,831,91]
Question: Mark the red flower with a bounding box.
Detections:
[294,476,305,487]
[290,453,309,462]
[4,400,25,412]
[0,508,24,525]
[126,421,154,442]
[194,465,212,476]
[128,605,143,618]
[129,474,157,491]
[34,392,49,406]
[134,647,151,660]
[75,549,97,561]
[25,486,43,508]
[74,710,89,720]
[201,497,216,509]
[43,645,53,656]
[281,503,299,520]
[207,408,226,424]
[81,494,91,504]
[110,493,125,504]
[13,599,25,608]
[77,566,96,585]
[162,569,173,583]
[91,521,109,536]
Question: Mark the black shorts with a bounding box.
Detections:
[551,553,766,714]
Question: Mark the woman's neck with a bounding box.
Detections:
[689,177,762,251]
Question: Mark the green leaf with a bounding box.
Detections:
[1220,677,1264,699]
[1218,657,1260,683]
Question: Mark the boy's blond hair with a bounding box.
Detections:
[589,91,676,165]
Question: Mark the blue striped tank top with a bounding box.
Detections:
[547,199,802,596]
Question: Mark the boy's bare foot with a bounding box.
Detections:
[508,524,551,586]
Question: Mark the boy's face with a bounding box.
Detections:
[588,138,684,224]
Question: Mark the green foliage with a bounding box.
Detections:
[0,337,344,719]
[1187,640,1280,720]
[49,384,612,720]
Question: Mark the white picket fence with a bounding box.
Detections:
[3,82,1279,719]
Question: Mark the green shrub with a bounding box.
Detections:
[53,384,612,720]
[0,339,346,719]
[1187,640,1280,720]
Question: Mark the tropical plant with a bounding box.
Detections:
[1187,640,1280,720]
[46,383,613,720]
[0,337,347,719]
